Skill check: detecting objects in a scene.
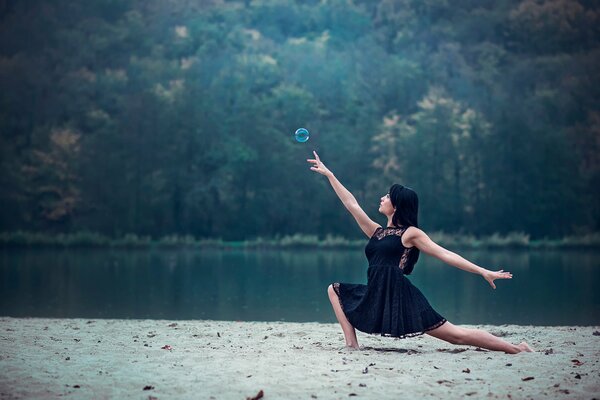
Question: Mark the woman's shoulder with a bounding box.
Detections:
[402,226,424,237]
[401,226,424,248]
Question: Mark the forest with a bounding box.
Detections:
[0,0,598,242]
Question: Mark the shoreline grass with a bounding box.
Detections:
[0,231,599,250]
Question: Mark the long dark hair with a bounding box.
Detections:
[389,184,420,275]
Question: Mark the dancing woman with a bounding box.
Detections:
[307,151,533,354]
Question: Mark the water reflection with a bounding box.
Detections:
[0,248,598,325]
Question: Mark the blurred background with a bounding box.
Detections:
[1,0,599,324]
[0,0,598,242]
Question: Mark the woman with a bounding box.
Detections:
[307,151,533,354]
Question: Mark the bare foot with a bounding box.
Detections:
[517,342,535,353]
[345,344,360,351]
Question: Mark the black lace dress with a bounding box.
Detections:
[332,226,447,338]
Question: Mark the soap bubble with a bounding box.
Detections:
[294,128,309,143]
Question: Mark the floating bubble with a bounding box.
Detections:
[294,128,309,143]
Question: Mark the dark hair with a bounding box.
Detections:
[389,184,420,275]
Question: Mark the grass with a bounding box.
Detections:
[0,230,599,250]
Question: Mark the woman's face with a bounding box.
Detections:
[378,193,395,216]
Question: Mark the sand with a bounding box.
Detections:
[0,317,598,399]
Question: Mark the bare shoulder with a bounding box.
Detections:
[402,226,427,248]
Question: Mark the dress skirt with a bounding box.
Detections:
[332,264,447,338]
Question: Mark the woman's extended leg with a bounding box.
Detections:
[327,284,359,349]
[426,321,534,354]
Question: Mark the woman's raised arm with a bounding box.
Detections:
[308,151,380,238]
[403,227,513,289]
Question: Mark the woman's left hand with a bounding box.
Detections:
[482,269,513,289]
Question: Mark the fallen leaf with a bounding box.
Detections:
[437,348,468,353]
[143,386,154,391]
[168,323,177,328]
[574,374,581,379]
[359,383,366,387]
[462,368,471,373]
[349,394,357,397]
[522,377,535,381]
[465,392,477,396]
[246,389,264,400]
[73,385,80,389]
[362,367,368,374]
[505,363,512,367]
[592,331,600,336]
[161,345,172,350]
[571,359,583,366]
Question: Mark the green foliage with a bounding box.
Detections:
[1,230,597,250]
[0,0,598,240]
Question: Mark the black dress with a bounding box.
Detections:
[332,226,447,338]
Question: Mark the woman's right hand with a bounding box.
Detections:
[307,150,332,177]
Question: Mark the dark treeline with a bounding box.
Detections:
[0,0,598,241]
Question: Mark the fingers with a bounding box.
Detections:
[313,150,320,161]
[496,269,512,279]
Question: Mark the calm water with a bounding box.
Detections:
[1,248,599,325]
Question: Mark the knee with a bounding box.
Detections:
[327,284,335,297]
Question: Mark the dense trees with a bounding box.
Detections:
[0,0,598,240]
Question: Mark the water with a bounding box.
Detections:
[294,128,309,142]
[1,248,598,325]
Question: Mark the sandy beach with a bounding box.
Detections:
[0,317,598,399]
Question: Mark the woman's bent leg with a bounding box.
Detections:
[327,284,359,349]
[426,321,533,354]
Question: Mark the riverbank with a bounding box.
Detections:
[1,318,598,399]
[1,231,599,250]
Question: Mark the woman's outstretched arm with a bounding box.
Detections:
[307,150,380,238]
[404,227,513,289]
